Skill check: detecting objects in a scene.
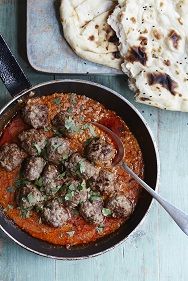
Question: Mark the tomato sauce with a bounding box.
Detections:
[0,93,144,246]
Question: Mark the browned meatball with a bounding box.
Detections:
[42,164,62,195]
[23,157,46,181]
[42,199,70,227]
[22,104,49,129]
[84,137,116,165]
[18,129,47,156]
[93,170,117,196]
[0,143,26,171]
[65,153,99,180]
[52,111,80,137]
[17,183,44,210]
[106,195,133,218]
[64,180,88,209]
[79,200,104,225]
[46,137,71,165]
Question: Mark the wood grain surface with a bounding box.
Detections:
[0,1,188,281]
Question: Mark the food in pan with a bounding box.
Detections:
[60,0,122,69]
[0,93,143,246]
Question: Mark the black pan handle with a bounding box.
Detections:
[0,34,31,97]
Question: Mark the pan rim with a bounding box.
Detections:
[0,79,160,260]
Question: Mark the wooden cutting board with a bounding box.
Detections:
[27,0,121,74]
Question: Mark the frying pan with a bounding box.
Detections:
[0,35,160,259]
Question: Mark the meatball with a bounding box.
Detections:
[18,129,47,156]
[42,164,62,195]
[42,199,70,227]
[64,180,88,209]
[80,200,104,225]
[93,170,117,195]
[52,111,80,137]
[84,137,116,165]
[46,137,71,165]
[65,153,99,180]
[17,183,44,210]
[0,143,26,171]
[23,157,46,181]
[106,195,133,218]
[22,104,49,129]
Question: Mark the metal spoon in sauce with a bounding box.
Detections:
[92,122,188,236]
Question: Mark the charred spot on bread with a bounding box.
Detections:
[168,30,181,49]
[163,59,171,66]
[139,36,148,46]
[89,35,95,41]
[113,51,121,59]
[126,46,147,65]
[147,72,178,95]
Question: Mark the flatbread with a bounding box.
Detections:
[108,0,188,111]
[60,0,122,69]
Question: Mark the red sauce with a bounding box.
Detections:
[0,93,144,246]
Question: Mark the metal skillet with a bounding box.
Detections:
[0,35,159,259]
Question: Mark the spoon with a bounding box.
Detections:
[92,122,188,236]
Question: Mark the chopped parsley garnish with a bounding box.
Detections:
[64,191,75,201]
[44,126,51,132]
[76,161,86,176]
[59,172,66,179]
[78,180,86,191]
[27,193,36,204]
[34,177,43,188]
[33,143,42,155]
[84,138,93,146]
[67,107,73,113]
[20,208,30,219]
[66,230,75,237]
[70,94,77,105]
[96,224,104,233]
[7,186,15,193]
[53,98,61,105]
[51,185,61,194]
[82,124,96,137]
[64,116,80,133]
[89,191,101,202]
[102,208,112,217]
[15,178,29,188]
[68,183,77,191]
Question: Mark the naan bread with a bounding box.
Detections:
[60,0,122,69]
[108,0,188,111]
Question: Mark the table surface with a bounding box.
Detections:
[0,1,188,281]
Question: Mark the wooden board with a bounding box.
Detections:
[1,1,188,281]
[26,0,121,74]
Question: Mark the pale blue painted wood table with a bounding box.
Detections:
[0,1,188,280]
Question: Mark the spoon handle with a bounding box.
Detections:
[121,162,188,236]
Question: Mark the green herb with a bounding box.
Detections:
[20,208,30,219]
[27,193,36,204]
[84,138,93,146]
[62,153,69,161]
[67,107,73,113]
[68,183,77,191]
[7,186,15,193]
[52,128,62,137]
[76,161,85,175]
[70,94,77,105]
[53,98,61,105]
[89,191,101,202]
[82,124,96,137]
[59,172,66,179]
[64,191,74,201]
[33,143,42,155]
[64,117,80,133]
[35,177,43,188]
[51,185,61,194]
[35,205,44,213]
[66,230,75,237]
[80,116,85,121]
[44,126,51,132]
[15,178,29,188]
[78,180,86,191]
[96,224,104,233]
[102,208,112,217]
